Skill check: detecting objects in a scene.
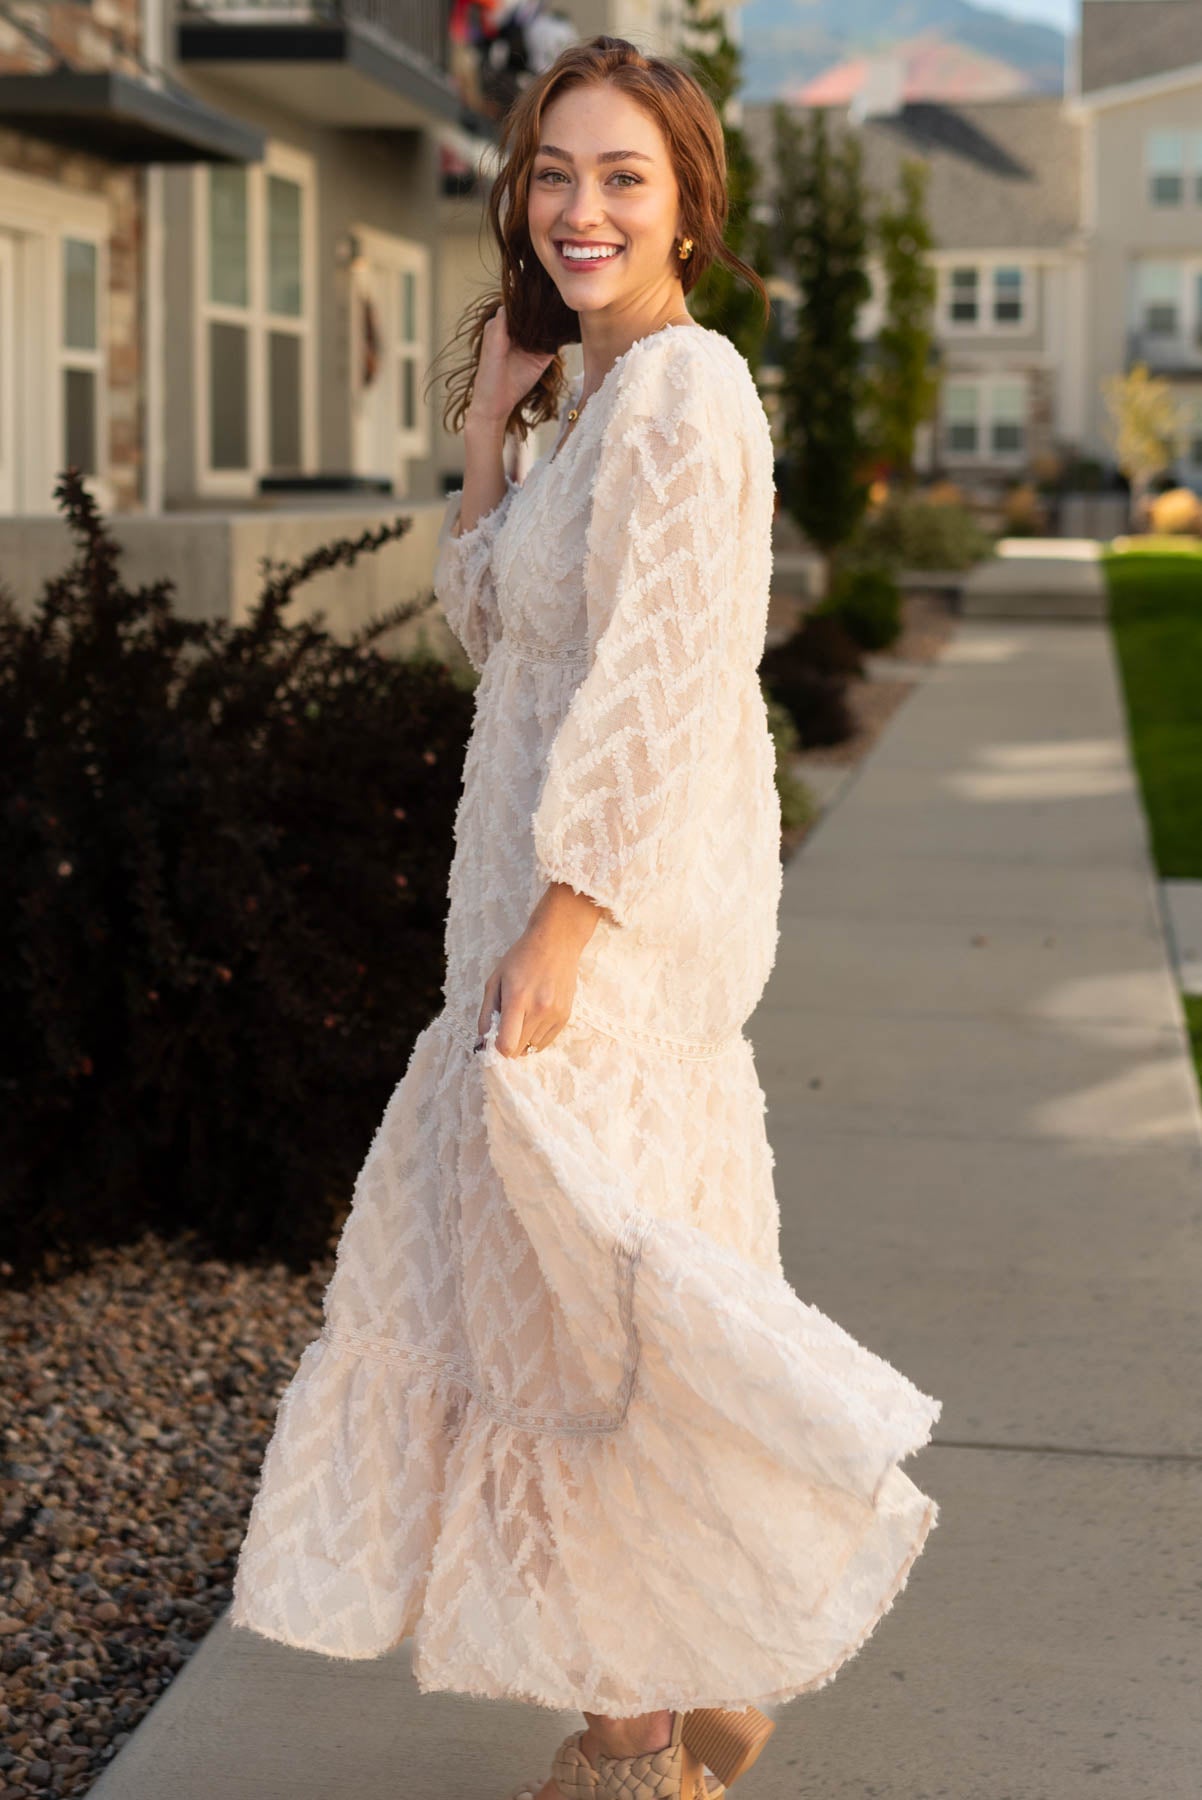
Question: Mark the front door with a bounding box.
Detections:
[349,229,429,495]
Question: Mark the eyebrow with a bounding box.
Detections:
[535,144,655,164]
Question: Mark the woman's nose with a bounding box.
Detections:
[560,187,606,230]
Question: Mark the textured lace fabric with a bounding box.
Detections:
[228,323,943,1713]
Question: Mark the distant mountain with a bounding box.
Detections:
[737,0,1067,103]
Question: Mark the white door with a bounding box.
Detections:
[0,232,16,515]
[351,257,394,485]
[350,231,429,493]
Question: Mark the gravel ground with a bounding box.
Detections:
[0,590,956,1797]
[0,1234,333,1799]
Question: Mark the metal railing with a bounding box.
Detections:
[179,0,451,70]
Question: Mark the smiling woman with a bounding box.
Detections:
[228,35,943,1800]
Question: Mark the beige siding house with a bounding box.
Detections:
[1070,0,1202,488]
[746,0,1202,500]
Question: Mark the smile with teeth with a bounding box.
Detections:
[558,242,623,263]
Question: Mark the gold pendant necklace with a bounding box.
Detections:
[565,312,693,425]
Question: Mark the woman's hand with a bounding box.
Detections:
[475,882,605,1057]
[465,303,556,433]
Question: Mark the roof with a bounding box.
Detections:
[743,96,1082,252]
[795,33,1034,108]
[1077,0,1202,97]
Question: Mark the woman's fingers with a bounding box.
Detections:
[476,970,501,1042]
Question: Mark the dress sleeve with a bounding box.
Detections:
[531,339,740,931]
[432,473,521,674]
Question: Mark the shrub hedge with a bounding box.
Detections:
[816,563,903,652]
[0,473,476,1288]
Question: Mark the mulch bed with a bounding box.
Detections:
[0,1236,331,1799]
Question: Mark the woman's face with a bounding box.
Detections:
[527,83,685,320]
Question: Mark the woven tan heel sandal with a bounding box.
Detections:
[510,1706,774,1800]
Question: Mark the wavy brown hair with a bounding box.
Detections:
[433,34,770,444]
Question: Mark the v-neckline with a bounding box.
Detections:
[545,319,703,473]
[546,374,585,472]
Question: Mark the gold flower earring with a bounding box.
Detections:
[677,236,694,261]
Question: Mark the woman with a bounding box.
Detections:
[228,35,942,1800]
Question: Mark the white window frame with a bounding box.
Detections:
[991,265,1027,329]
[939,257,1032,336]
[1179,395,1202,480]
[946,265,979,329]
[940,375,1028,466]
[1130,258,1202,360]
[0,170,112,516]
[1146,128,1186,207]
[194,142,317,500]
[60,230,107,491]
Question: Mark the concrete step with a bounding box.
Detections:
[960,537,1109,620]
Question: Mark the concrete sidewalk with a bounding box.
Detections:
[88,621,1202,1800]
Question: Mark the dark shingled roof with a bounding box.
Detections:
[1078,0,1202,96]
[743,97,1082,252]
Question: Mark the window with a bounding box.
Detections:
[199,151,314,488]
[944,262,1029,332]
[1148,130,1185,206]
[949,267,978,325]
[1184,398,1202,469]
[1136,261,1182,338]
[942,377,1026,462]
[993,266,1024,327]
[397,263,420,442]
[61,236,102,477]
[944,383,978,453]
[990,382,1025,455]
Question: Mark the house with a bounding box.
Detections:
[745,0,1202,499]
[0,0,717,534]
[0,0,264,517]
[0,2,499,521]
[158,4,508,510]
[1069,0,1202,490]
[743,91,1088,495]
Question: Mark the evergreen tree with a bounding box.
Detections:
[772,103,873,581]
[679,0,769,365]
[867,157,938,488]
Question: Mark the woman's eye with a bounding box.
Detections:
[534,170,641,187]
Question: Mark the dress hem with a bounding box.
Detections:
[227,1484,939,1715]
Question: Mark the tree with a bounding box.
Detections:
[1101,363,1185,529]
[867,156,937,488]
[679,0,770,366]
[772,103,873,586]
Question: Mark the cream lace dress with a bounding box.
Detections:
[228,321,942,1713]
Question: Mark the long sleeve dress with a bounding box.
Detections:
[228,320,942,1715]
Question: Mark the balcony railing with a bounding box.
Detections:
[179,0,451,72]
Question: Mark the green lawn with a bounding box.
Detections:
[1102,547,1202,879]
[1186,996,1202,1097]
